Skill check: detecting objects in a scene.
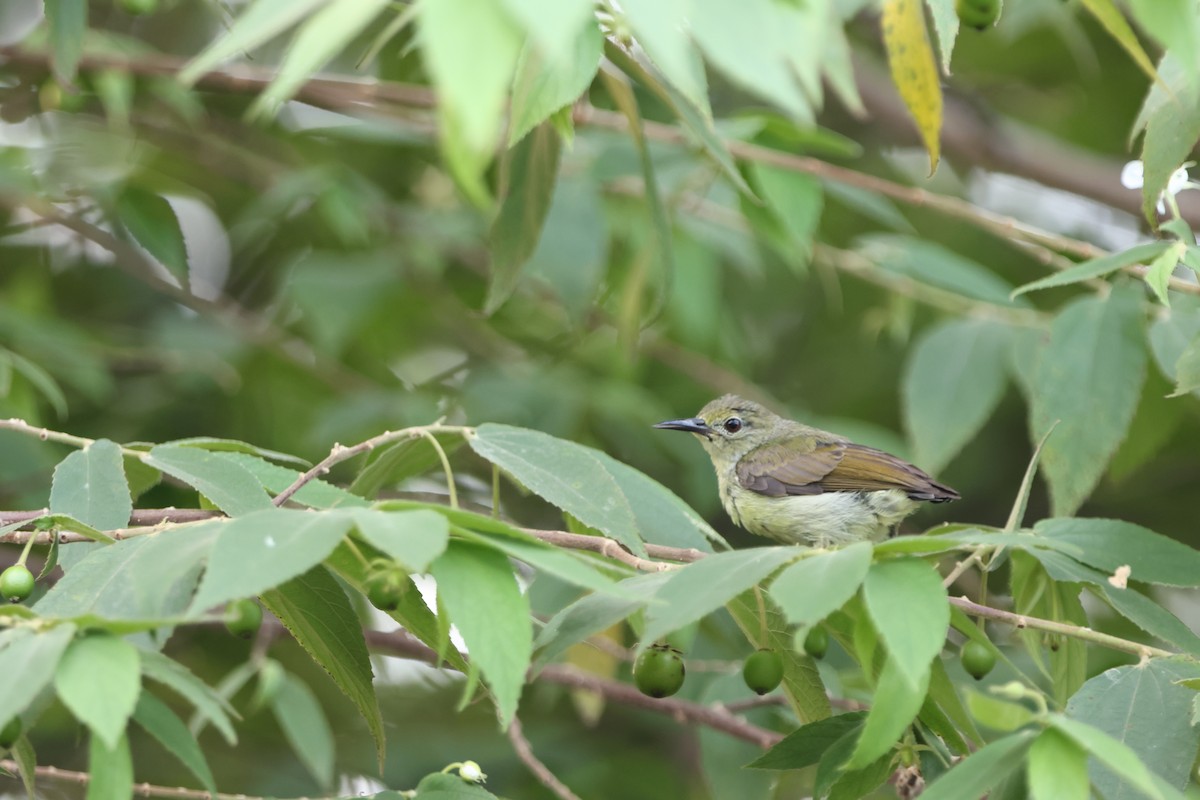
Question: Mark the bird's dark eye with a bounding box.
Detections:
[723,417,743,434]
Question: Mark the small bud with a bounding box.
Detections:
[459,761,486,783]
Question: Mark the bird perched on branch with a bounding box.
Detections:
[655,395,958,547]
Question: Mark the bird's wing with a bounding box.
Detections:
[737,439,959,501]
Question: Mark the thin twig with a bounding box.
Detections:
[948,596,1174,659]
[506,717,583,800]
[0,760,284,800]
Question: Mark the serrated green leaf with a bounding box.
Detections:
[1034,518,1200,587]
[179,0,326,85]
[619,0,709,114]
[261,566,384,768]
[189,509,353,613]
[1145,242,1186,306]
[486,123,563,313]
[86,733,132,800]
[144,444,273,516]
[746,711,868,769]
[115,187,189,282]
[769,541,872,628]
[218,451,368,509]
[45,0,87,84]
[642,547,800,646]
[271,672,335,789]
[1030,287,1146,515]
[0,626,76,730]
[36,524,217,621]
[862,558,949,691]
[1064,659,1200,798]
[349,433,463,501]
[1051,714,1179,800]
[55,633,141,750]
[431,540,531,727]
[508,23,601,146]
[139,650,238,745]
[1012,242,1171,297]
[454,526,618,594]
[49,439,132,532]
[132,692,217,795]
[497,0,593,65]
[925,0,960,71]
[846,655,930,769]
[12,733,36,798]
[859,235,1029,307]
[1140,88,1200,226]
[1169,335,1200,397]
[904,319,1011,472]
[350,509,449,573]
[918,730,1037,800]
[167,437,309,467]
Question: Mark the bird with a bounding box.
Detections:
[655,394,959,547]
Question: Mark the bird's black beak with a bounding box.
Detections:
[654,417,711,438]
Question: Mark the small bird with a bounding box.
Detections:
[655,395,959,547]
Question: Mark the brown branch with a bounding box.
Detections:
[0,760,277,800]
[506,717,583,800]
[363,629,783,749]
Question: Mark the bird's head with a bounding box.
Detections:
[654,395,785,464]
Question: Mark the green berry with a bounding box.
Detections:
[225,598,263,639]
[961,640,997,680]
[0,565,35,603]
[802,626,829,660]
[742,649,784,695]
[0,716,21,749]
[366,572,406,611]
[634,644,685,698]
[956,0,1000,30]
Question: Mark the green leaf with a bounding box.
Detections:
[746,711,868,769]
[862,558,949,691]
[454,527,617,594]
[144,444,273,516]
[86,733,133,800]
[49,439,132,531]
[618,0,708,114]
[486,123,563,313]
[965,690,1036,733]
[1168,335,1200,397]
[1050,715,1175,800]
[139,652,238,745]
[641,547,800,645]
[769,542,872,628]
[858,235,1029,307]
[260,566,384,766]
[431,540,532,727]
[350,509,449,573]
[1012,242,1172,297]
[1064,658,1200,798]
[918,730,1037,800]
[189,508,354,613]
[1029,287,1146,515]
[179,0,327,85]
[1144,242,1186,306]
[54,633,141,750]
[1146,298,1200,387]
[115,188,189,283]
[924,0,960,71]
[752,165,823,263]
[508,22,602,146]
[0,626,76,729]
[904,319,1011,472]
[350,433,463,501]
[132,692,217,795]
[413,772,499,798]
[1141,76,1200,227]
[1027,726,1091,800]
[219,451,368,509]
[45,0,87,84]
[697,673,776,799]
[271,672,335,789]
[418,0,522,152]
[533,571,669,669]
[469,424,640,553]
[1034,518,1200,587]
[12,733,36,798]
[35,525,217,621]
[1077,0,1159,82]
[846,655,930,769]
[1127,1,1200,75]
[166,437,309,467]
[497,0,593,65]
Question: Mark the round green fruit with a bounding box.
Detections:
[0,716,21,749]
[366,573,406,611]
[961,640,997,680]
[802,626,829,660]
[956,0,1000,30]
[225,598,263,639]
[0,565,35,603]
[634,644,685,699]
[742,649,784,695]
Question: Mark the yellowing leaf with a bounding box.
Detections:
[881,0,942,174]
